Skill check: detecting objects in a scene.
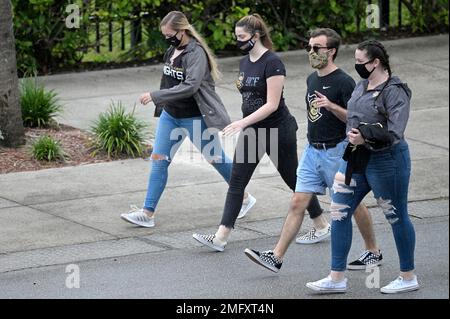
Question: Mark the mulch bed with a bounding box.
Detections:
[0,124,150,174]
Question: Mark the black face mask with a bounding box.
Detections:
[236,35,255,54]
[355,60,375,79]
[165,31,183,48]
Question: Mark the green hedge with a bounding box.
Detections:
[12,0,449,75]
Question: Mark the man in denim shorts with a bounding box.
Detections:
[244,28,382,273]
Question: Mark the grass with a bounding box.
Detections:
[91,101,147,158]
[31,135,67,162]
[20,78,62,128]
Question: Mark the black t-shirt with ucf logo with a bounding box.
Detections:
[236,50,290,127]
[305,68,355,143]
[161,52,201,118]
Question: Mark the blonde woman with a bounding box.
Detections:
[121,11,255,228]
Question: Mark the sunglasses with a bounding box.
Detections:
[305,44,332,53]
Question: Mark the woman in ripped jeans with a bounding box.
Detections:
[307,40,419,294]
[120,11,256,228]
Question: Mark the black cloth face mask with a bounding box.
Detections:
[165,31,183,48]
[236,34,255,54]
[355,60,375,79]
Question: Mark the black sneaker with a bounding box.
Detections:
[347,250,383,270]
[244,248,282,273]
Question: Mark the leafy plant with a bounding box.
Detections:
[91,101,147,158]
[12,0,90,75]
[20,77,62,128]
[31,135,67,161]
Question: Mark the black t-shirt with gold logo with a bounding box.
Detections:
[236,50,290,127]
[305,68,355,143]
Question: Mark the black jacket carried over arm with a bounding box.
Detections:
[342,122,394,185]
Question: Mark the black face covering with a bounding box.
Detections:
[355,60,375,79]
[236,35,255,54]
[165,31,182,48]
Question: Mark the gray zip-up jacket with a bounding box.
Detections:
[347,76,412,145]
[150,39,231,130]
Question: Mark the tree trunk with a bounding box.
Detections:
[0,0,24,147]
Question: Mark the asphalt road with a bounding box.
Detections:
[0,212,447,300]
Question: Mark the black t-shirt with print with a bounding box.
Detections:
[237,50,290,127]
[160,51,201,118]
[305,68,355,143]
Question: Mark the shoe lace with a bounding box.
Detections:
[358,250,371,262]
[389,276,405,288]
[129,204,141,213]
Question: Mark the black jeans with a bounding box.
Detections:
[220,116,323,228]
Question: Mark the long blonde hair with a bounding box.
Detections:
[236,13,273,50]
[160,11,221,80]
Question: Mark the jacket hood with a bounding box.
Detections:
[385,76,412,99]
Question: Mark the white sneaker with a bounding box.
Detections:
[237,193,256,219]
[296,224,331,244]
[192,233,226,252]
[306,275,347,293]
[380,275,419,294]
[120,205,155,228]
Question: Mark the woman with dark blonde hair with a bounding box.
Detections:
[120,11,255,228]
[193,14,324,251]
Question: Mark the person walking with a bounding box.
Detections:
[192,14,327,251]
[306,40,418,294]
[120,11,255,228]
[244,28,381,273]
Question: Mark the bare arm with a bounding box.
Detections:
[314,90,347,123]
[223,75,284,136]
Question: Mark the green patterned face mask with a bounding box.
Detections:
[308,50,329,69]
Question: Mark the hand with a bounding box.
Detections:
[222,120,247,136]
[139,92,152,105]
[347,128,365,145]
[314,91,335,111]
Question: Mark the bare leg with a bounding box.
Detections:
[273,192,313,258]
[216,225,232,241]
[312,214,328,230]
[353,203,379,253]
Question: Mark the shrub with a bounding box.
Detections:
[31,135,67,161]
[12,0,89,75]
[91,101,147,158]
[20,78,62,128]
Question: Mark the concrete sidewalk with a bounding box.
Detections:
[0,35,448,298]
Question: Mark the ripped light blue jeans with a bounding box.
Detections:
[330,140,415,272]
[144,110,232,212]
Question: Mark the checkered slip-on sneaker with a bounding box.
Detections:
[244,248,282,273]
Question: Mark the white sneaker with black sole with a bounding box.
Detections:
[120,205,154,228]
[192,233,226,252]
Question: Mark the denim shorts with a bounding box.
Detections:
[295,140,347,195]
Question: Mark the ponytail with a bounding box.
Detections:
[186,25,222,80]
[236,13,273,50]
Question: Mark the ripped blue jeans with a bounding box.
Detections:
[330,140,415,272]
[144,110,232,212]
